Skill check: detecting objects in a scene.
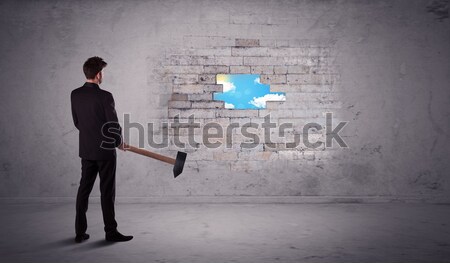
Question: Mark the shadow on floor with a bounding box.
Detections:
[41,237,116,251]
[69,240,116,251]
[85,239,116,249]
[40,237,76,249]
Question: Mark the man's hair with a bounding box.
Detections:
[83,56,107,79]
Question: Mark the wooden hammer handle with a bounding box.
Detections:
[126,145,176,165]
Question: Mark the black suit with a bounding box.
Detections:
[71,82,122,160]
[71,82,123,235]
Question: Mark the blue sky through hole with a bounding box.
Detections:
[213,74,286,109]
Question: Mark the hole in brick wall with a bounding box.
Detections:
[213,74,286,109]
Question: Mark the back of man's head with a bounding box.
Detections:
[83,56,107,79]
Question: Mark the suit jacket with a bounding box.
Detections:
[71,82,122,160]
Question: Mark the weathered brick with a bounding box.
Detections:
[259,39,295,48]
[188,93,213,101]
[265,101,286,109]
[260,74,287,84]
[250,66,274,74]
[203,65,229,74]
[171,93,188,101]
[228,117,253,128]
[232,47,321,57]
[244,56,298,66]
[162,66,203,74]
[258,39,277,47]
[232,47,271,57]
[274,66,288,74]
[168,109,215,119]
[167,55,208,65]
[203,117,231,129]
[258,109,293,118]
[205,56,243,66]
[173,84,223,94]
[203,84,224,93]
[198,74,216,84]
[167,119,202,130]
[230,66,251,74]
[191,101,225,109]
[172,74,198,84]
[168,100,191,109]
[173,85,204,93]
[216,109,259,118]
[235,38,260,47]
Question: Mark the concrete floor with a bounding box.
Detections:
[1,202,450,263]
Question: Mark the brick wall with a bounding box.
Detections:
[156,36,342,186]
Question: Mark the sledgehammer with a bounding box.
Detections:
[125,145,187,178]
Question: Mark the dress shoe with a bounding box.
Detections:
[105,231,133,242]
[75,233,90,243]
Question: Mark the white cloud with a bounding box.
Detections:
[254,77,261,84]
[218,81,236,93]
[224,102,235,109]
[249,93,286,108]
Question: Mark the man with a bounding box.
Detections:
[71,56,133,243]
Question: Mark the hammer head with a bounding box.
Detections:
[173,151,187,178]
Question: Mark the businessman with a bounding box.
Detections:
[71,56,132,243]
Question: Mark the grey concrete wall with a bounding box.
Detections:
[0,0,449,199]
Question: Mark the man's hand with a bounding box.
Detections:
[118,142,129,151]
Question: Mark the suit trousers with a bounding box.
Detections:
[75,158,118,235]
